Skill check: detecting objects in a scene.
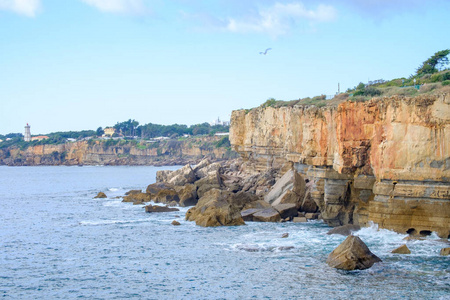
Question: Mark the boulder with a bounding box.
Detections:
[440,248,450,256]
[326,235,382,270]
[273,203,298,219]
[242,200,271,211]
[171,220,181,226]
[154,189,180,204]
[305,213,320,220]
[146,182,174,196]
[176,184,198,207]
[193,158,211,173]
[391,244,411,254]
[125,189,141,195]
[94,192,107,199]
[327,224,361,236]
[145,205,180,213]
[241,208,263,221]
[185,189,245,227]
[300,190,319,213]
[195,171,223,199]
[265,170,294,205]
[122,192,152,203]
[157,164,197,186]
[293,217,307,223]
[281,233,289,238]
[195,162,222,179]
[252,208,281,222]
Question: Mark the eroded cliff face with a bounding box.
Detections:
[230,94,450,238]
[0,136,236,166]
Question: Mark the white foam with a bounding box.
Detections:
[79,219,149,226]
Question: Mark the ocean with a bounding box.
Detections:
[0,166,449,299]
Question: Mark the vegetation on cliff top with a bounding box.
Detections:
[254,49,450,109]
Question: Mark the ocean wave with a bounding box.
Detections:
[79,219,149,226]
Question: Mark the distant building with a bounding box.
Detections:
[103,127,115,137]
[31,135,49,141]
[210,117,230,126]
[24,123,31,142]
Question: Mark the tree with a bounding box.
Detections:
[416,49,450,76]
[96,127,104,136]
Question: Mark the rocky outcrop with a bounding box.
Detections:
[230,94,450,238]
[0,135,237,166]
[144,204,179,213]
[391,244,411,254]
[94,192,107,198]
[327,235,382,270]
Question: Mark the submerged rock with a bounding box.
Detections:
[171,220,181,226]
[326,235,382,270]
[440,248,450,256]
[144,205,180,213]
[391,244,411,254]
[94,192,107,199]
[122,192,151,204]
[327,224,361,236]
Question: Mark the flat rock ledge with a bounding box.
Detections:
[327,235,382,271]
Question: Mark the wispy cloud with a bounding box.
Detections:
[80,0,147,14]
[224,2,337,36]
[0,0,41,17]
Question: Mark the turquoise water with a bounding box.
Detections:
[0,166,449,299]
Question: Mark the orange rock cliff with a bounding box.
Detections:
[230,94,450,238]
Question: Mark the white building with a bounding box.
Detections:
[210,117,230,126]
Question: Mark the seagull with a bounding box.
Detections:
[259,48,272,55]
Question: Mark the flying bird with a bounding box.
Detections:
[259,48,272,55]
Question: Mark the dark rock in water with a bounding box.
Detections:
[273,203,298,219]
[171,220,181,226]
[278,246,294,251]
[241,208,263,221]
[145,205,179,213]
[281,233,289,238]
[327,235,382,270]
[391,244,411,254]
[94,192,107,199]
[440,247,450,256]
[252,208,281,222]
[125,189,141,195]
[122,192,151,203]
[327,224,361,236]
[185,189,245,227]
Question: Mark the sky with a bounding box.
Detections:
[1,0,449,135]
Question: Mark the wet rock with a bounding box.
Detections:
[273,203,298,219]
[171,220,181,226]
[293,217,307,223]
[327,224,361,236]
[252,208,281,222]
[391,244,411,254]
[154,189,179,204]
[176,184,198,207]
[125,189,141,195]
[94,192,107,199]
[281,233,289,238]
[145,205,180,213]
[440,248,450,256]
[326,235,382,270]
[185,189,245,227]
[122,192,151,203]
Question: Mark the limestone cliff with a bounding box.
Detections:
[230,94,450,238]
[0,136,236,166]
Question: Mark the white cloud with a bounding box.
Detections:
[225,2,337,36]
[81,0,146,14]
[0,0,41,17]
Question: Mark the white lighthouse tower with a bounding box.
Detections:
[24,123,31,142]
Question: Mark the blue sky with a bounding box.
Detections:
[1,0,449,135]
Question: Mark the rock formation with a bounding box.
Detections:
[327,235,382,270]
[230,94,450,238]
[391,244,411,254]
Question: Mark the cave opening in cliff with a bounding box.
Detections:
[419,230,432,237]
[406,228,417,235]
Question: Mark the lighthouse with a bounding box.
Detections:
[24,123,31,142]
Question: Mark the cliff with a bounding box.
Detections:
[0,136,236,166]
[230,94,450,238]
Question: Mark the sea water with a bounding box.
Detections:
[0,166,448,299]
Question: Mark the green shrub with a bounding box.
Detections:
[442,80,450,86]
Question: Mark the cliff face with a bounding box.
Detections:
[0,136,236,166]
[230,94,450,238]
